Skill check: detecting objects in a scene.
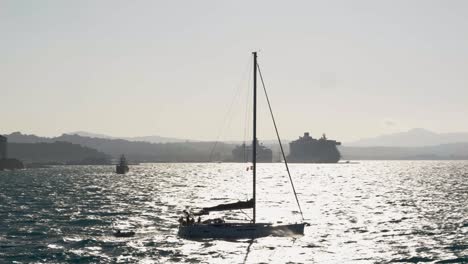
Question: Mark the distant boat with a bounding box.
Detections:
[178,52,307,239]
[116,155,129,174]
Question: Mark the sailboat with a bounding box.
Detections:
[178,52,307,239]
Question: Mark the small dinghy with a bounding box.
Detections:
[113,230,135,237]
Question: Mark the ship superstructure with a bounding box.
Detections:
[231,141,272,162]
[287,132,341,163]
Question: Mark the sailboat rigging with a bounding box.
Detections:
[178,52,306,239]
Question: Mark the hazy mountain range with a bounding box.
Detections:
[347,128,468,147]
[2,128,468,163]
[71,128,468,147]
[4,132,232,163]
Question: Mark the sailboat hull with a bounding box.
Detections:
[178,222,305,239]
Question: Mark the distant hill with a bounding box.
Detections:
[68,131,114,139]
[4,132,232,162]
[9,141,111,164]
[6,132,54,143]
[124,135,188,143]
[69,131,187,143]
[348,128,468,147]
[55,134,231,162]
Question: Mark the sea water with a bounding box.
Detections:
[0,161,467,263]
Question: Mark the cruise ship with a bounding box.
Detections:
[287,132,341,163]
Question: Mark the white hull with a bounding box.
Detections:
[178,222,305,239]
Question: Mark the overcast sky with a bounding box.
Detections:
[1,0,468,143]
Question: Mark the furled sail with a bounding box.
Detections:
[194,199,253,215]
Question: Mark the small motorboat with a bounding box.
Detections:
[116,154,129,174]
[113,230,135,237]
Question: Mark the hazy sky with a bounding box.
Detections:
[1,0,468,143]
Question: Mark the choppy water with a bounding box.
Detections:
[0,161,467,263]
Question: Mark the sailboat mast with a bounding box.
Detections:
[252,51,257,224]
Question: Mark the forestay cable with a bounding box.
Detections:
[256,63,304,221]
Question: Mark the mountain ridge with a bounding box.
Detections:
[69,128,468,147]
[69,131,188,143]
[347,128,468,147]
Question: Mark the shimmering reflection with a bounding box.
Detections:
[0,161,467,263]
